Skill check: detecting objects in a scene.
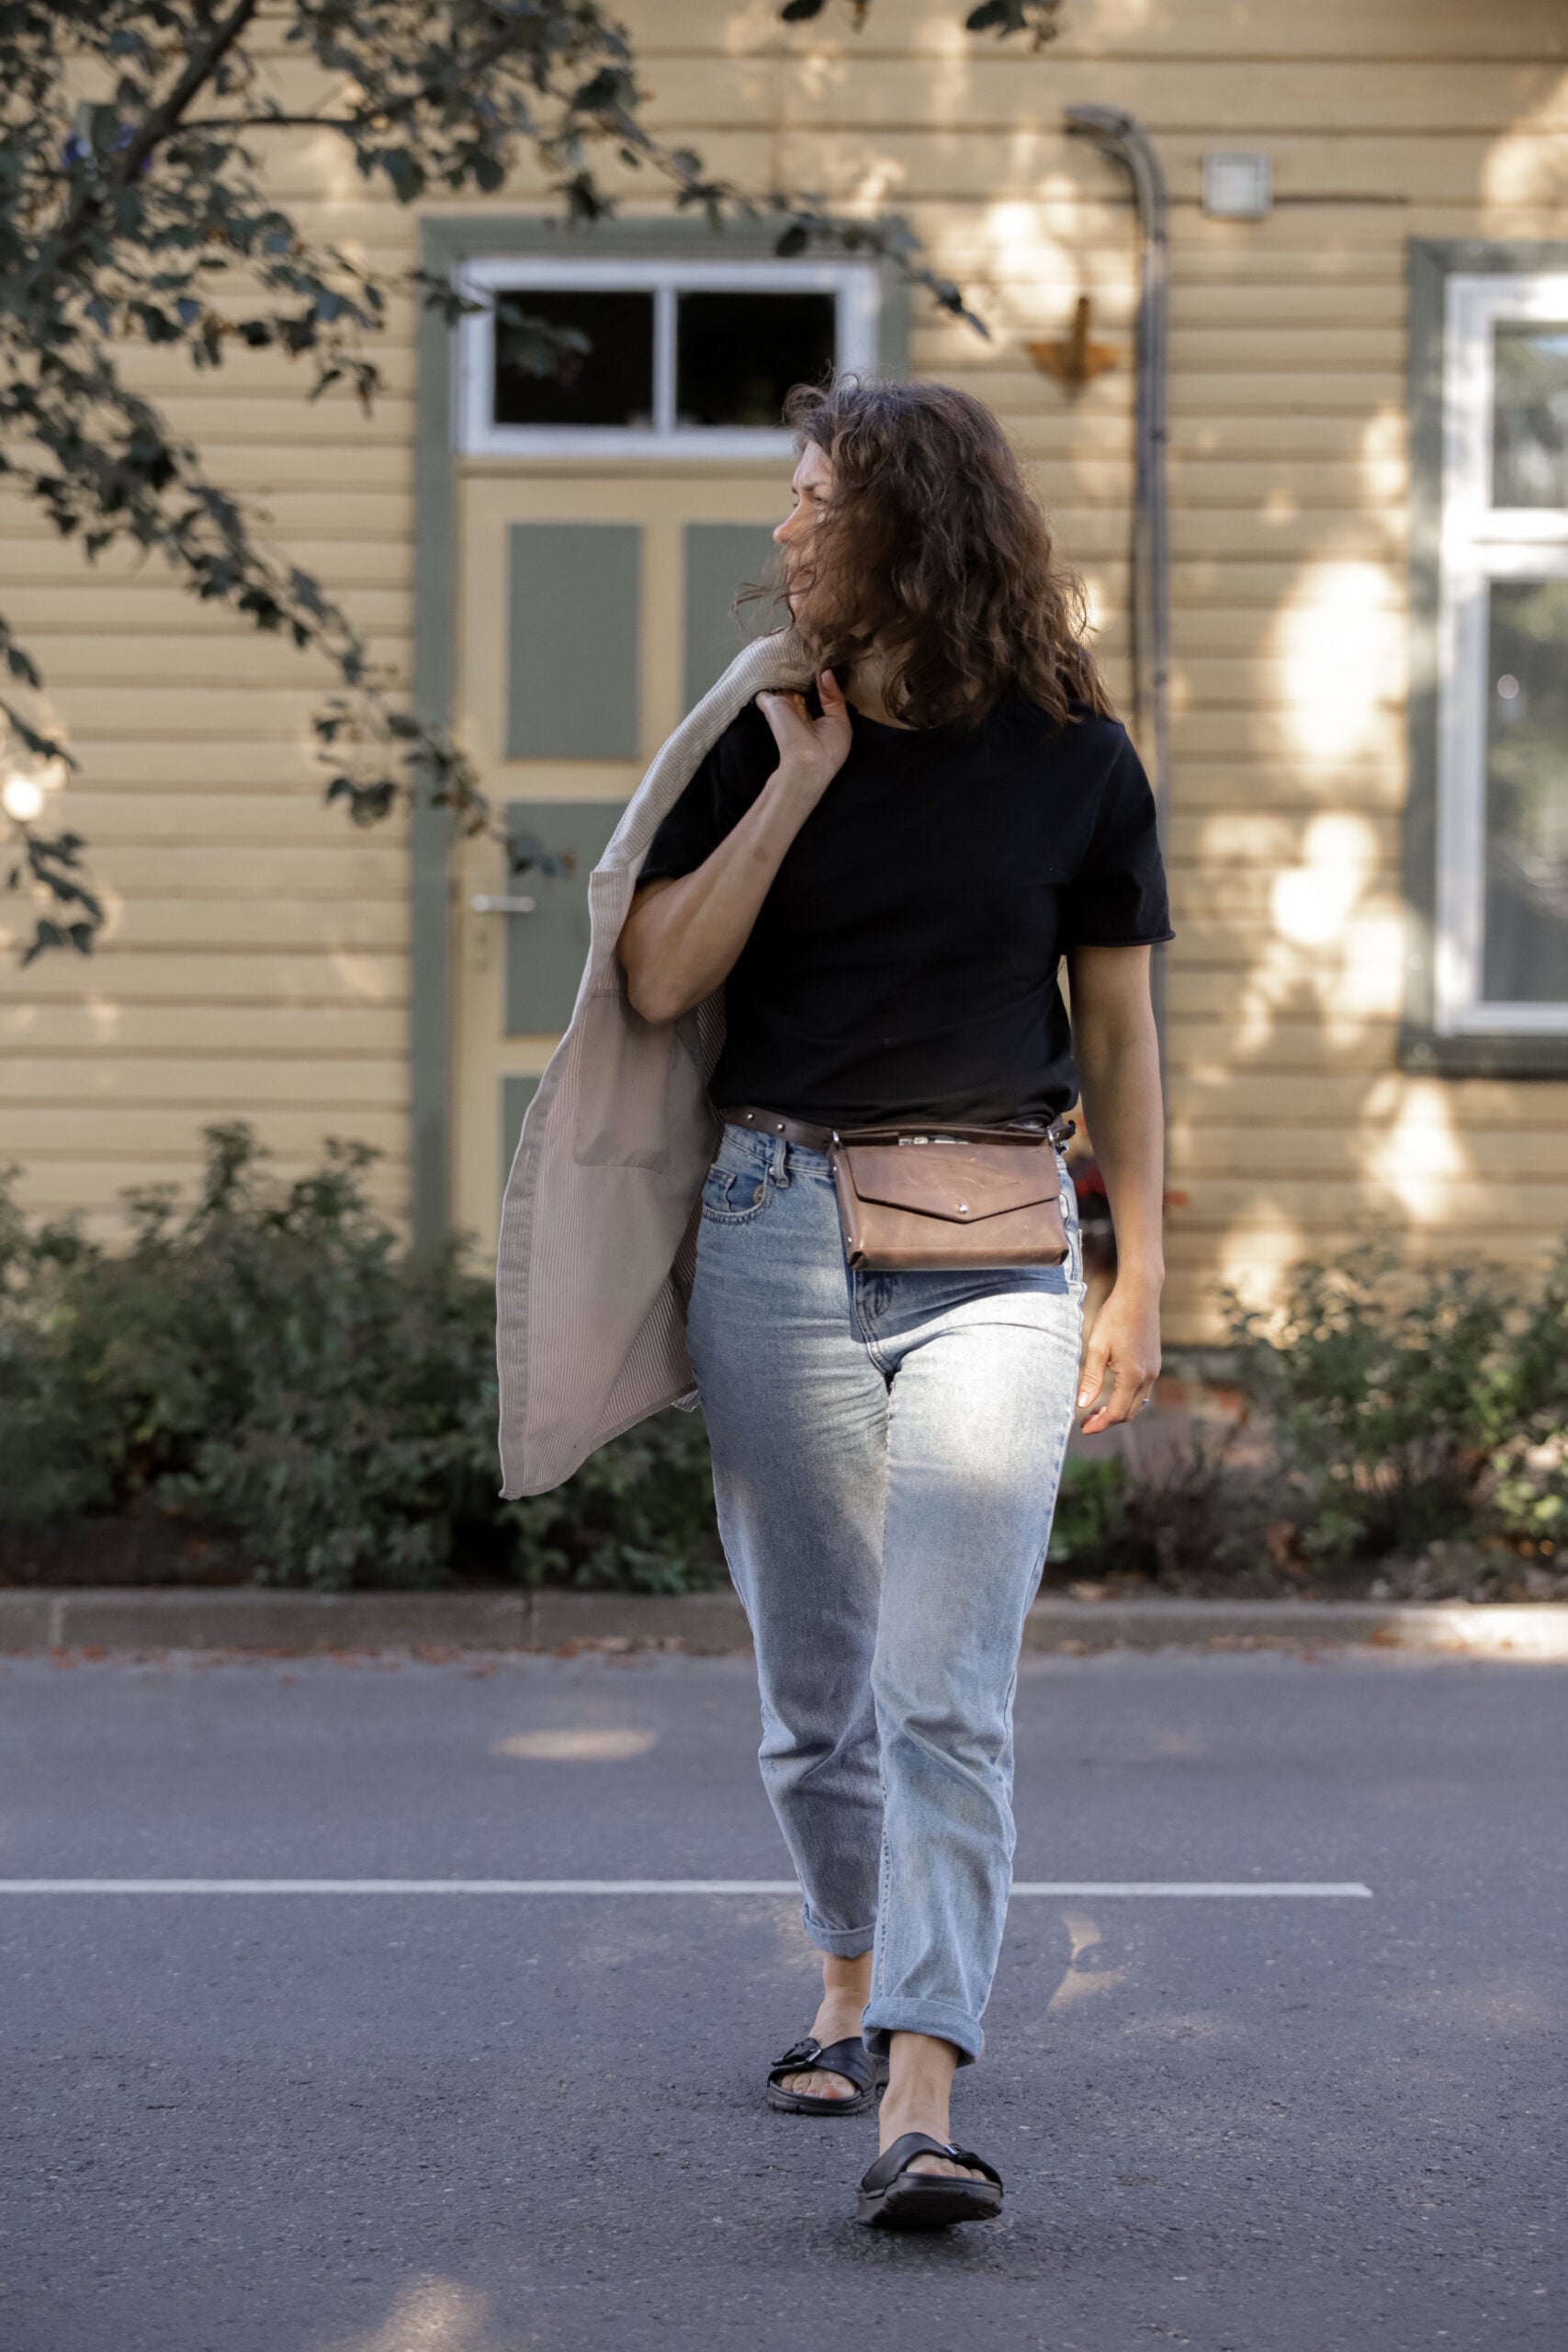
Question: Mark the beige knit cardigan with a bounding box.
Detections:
[494,626,809,1498]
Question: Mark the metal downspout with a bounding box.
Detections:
[1064,106,1172,1082]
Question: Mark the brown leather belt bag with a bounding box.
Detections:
[717,1104,1077,1272]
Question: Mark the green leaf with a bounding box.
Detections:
[380,149,425,204]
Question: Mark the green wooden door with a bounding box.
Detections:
[453,473,782,1248]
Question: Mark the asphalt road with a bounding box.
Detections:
[1,1645,1563,2352]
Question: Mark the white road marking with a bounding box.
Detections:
[1013,1882,1373,1898]
[0,1878,1373,1897]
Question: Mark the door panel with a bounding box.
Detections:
[505,523,641,758]
[453,467,786,1254]
[682,521,781,711]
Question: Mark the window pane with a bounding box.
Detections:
[1492,323,1568,508]
[675,291,837,428]
[492,290,654,428]
[1482,578,1568,1004]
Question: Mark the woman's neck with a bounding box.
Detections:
[845,647,913,729]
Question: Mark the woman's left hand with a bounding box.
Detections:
[1076,1281,1161,1434]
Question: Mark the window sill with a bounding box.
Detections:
[1398,1026,1568,1079]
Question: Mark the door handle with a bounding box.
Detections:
[470,893,538,915]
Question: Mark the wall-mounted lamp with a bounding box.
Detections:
[1025,294,1118,393]
[1201,151,1273,220]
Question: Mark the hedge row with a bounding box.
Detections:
[5,1123,1565,1594]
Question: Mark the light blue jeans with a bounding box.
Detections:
[684,1120,1084,2065]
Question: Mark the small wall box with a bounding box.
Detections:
[1201,152,1273,220]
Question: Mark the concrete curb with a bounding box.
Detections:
[2,1587,1566,1658]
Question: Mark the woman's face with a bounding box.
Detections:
[773,440,835,623]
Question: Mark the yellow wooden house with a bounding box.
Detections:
[4,0,1568,1350]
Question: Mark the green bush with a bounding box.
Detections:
[1225,1243,1508,1563]
[7,1123,1567,1593]
[1049,1238,1568,1587]
[1226,1237,1568,1571]
[1483,1245,1568,1552]
[1046,1431,1277,1589]
[0,1123,725,1593]
[1046,1454,1127,1567]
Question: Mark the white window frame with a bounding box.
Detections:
[453,254,880,459]
[1434,271,1568,1035]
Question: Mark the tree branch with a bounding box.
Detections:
[41,0,264,284]
[169,114,367,133]
[110,0,262,187]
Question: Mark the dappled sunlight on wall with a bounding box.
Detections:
[1273,558,1401,773]
[0,991,122,1043]
[1360,1077,1474,1225]
[818,145,910,211]
[1270,814,1380,950]
[1481,68,1568,215]
[1358,402,1408,509]
[326,948,406,1002]
[1211,1209,1311,1324]
[792,44,853,106]
[716,0,806,56]
[1170,377,1455,1336]
[299,127,364,209]
[1079,568,1114,651]
[1184,804,1402,1060]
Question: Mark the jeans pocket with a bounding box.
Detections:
[700,1160,772,1224]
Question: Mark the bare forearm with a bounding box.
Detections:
[1068,952,1165,1431]
[1073,997,1165,1291]
[616,770,817,1023]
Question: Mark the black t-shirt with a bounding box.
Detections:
[637,688,1173,1125]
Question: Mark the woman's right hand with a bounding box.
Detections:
[619,668,850,1024]
[756,668,852,807]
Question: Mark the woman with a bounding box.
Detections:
[615,378,1170,2230]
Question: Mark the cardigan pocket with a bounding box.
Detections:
[571,988,672,1170]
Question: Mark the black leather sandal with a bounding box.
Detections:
[765,2034,887,2116]
[856,2131,1004,2229]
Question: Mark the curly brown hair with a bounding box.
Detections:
[767,376,1111,732]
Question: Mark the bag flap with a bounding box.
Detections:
[839,1142,1060,1225]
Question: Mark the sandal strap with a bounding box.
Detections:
[858,2131,1004,2194]
[767,2034,872,2092]
[858,2131,954,2194]
[943,2144,1004,2189]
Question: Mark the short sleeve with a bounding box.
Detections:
[1061,729,1174,948]
[637,702,777,887]
[637,767,721,886]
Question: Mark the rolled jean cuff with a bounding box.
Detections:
[800,1902,877,1959]
[862,1998,985,2068]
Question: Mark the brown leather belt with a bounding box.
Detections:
[716,1102,1075,1152]
[715,1102,839,1151]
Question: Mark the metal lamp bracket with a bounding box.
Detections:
[1025,295,1119,392]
